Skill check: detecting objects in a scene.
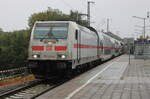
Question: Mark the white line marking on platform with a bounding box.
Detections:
[65,58,120,99]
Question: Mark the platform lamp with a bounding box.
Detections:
[147,12,150,18]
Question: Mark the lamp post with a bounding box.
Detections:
[133,16,146,39]
[128,43,131,65]
[87,1,95,27]
[147,12,150,18]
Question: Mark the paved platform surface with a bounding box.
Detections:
[37,55,150,99]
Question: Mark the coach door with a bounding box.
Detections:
[75,29,81,62]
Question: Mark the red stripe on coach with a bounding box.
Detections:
[74,44,122,50]
[32,46,44,51]
[74,44,97,48]
[55,46,67,51]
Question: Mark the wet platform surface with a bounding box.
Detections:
[37,55,150,99]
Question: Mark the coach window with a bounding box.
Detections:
[75,30,78,40]
[100,41,103,52]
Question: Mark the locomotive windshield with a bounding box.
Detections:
[34,23,68,39]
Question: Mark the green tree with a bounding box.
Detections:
[0,29,30,69]
[28,8,88,28]
[0,28,3,33]
[28,7,70,28]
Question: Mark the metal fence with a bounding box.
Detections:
[0,67,28,81]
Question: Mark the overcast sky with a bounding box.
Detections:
[0,0,150,38]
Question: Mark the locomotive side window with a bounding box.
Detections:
[75,30,78,40]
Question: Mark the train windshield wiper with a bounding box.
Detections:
[47,27,58,41]
[40,28,50,42]
[40,27,58,42]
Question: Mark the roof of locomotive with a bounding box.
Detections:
[34,21,76,24]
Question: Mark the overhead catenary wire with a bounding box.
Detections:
[56,0,76,11]
[57,0,88,15]
[80,0,88,12]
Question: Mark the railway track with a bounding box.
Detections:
[4,84,57,99]
[0,77,67,99]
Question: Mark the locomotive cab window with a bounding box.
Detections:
[34,23,68,39]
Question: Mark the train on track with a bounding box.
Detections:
[28,21,124,79]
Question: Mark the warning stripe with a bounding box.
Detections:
[55,46,67,51]
[32,46,44,51]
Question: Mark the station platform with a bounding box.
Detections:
[36,55,150,99]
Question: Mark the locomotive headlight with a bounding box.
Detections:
[61,55,66,59]
[33,54,38,58]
